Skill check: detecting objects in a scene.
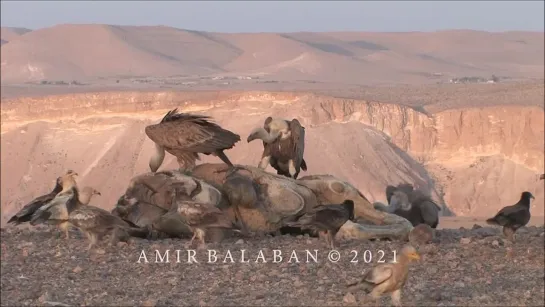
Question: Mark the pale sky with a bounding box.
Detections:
[1,1,544,33]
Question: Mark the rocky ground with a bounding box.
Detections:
[1,225,544,306]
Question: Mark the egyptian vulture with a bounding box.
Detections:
[145,108,241,173]
[7,170,76,225]
[174,200,237,249]
[284,200,355,249]
[29,172,100,239]
[247,117,307,179]
[486,191,534,242]
[347,244,420,307]
[68,204,151,250]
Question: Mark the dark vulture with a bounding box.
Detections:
[284,200,355,249]
[486,191,534,242]
[68,205,151,250]
[540,174,544,180]
[175,200,237,249]
[383,184,441,228]
[7,170,76,225]
[347,244,420,307]
[247,117,307,179]
[29,171,88,239]
[145,108,241,173]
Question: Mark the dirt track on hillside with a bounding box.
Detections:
[1,225,544,306]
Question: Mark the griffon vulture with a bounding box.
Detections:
[284,200,355,249]
[247,117,307,179]
[68,205,151,250]
[30,172,99,239]
[486,191,533,242]
[347,244,420,307]
[145,108,241,173]
[175,200,237,249]
[7,170,76,225]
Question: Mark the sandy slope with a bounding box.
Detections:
[1,90,543,226]
[1,25,543,84]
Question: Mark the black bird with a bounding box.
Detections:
[284,199,355,249]
[7,170,76,225]
[486,191,534,242]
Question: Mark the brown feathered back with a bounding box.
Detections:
[175,201,233,229]
[145,109,240,155]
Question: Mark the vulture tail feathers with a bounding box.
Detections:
[486,216,506,226]
[29,211,52,226]
[215,150,234,167]
[300,159,308,171]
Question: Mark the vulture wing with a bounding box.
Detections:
[30,189,79,226]
[8,189,60,224]
[364,264,394,285]
[176,202,232,229]
[289,119,306,169]
[70,205,129,231]
[145,109,240,154]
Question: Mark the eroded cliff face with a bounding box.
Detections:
[1,90,543,222]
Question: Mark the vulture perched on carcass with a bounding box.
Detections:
[247,116,307,179]
[145,108,241,172]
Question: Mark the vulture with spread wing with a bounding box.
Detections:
[29,171,93,239]
[284,200,355,249]
[175,200,237,249]
[486,191,534,242]
[145,108,241,172]
[247,117,307,179]
[347,244,420,307]
[8,170,76,225]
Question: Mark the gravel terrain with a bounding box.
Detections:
[1,225,544,306]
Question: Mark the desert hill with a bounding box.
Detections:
[1,24,544,85]
[1,91,543,227]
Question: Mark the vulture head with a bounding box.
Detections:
[247,117,290,144]
[400,244,420,261]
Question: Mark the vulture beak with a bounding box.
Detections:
[95,191,102,196]
[409,252,420,261]
[247,133,256,143]
[530,194,535,200]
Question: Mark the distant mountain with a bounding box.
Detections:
[0,24,543,84]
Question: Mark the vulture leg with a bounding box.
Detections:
[59,222,70,240]
[288,160,297,179]
[186,232,197,248]
[215,150,234,167]
[87,233,98,251]
[503,227,516,243]
[258,156,271,169]
[196,228,207,250]
[233,205,249,236]
[391,289,402,307]
[329,230,338,249]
